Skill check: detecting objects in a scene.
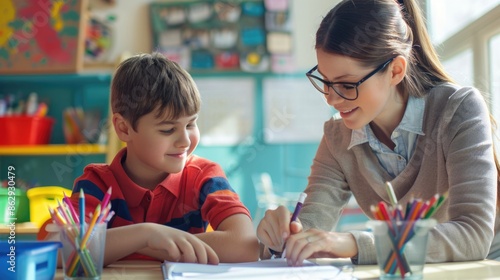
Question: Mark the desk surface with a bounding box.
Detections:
[0,222,39,234]
[54,259,500,279]
[352,259,500,279]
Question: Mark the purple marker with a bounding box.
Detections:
[290,192,307,222]
[279,192,308,257]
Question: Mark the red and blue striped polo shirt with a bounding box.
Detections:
[69,148,250,259]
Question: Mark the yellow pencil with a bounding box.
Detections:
[51,207,67,226]
[81,204,101,248]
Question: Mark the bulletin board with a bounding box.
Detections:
[149,0,293,72]
[0,0,87,74]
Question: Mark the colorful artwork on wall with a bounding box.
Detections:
[0,0,87,74]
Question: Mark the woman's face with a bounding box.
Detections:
[315,50,404,130]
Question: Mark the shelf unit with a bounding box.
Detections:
[0,73,112,188]
[0,144,107,156]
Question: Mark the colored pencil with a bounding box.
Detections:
[385,182,398,206]
[49,187,114,278]
[101,187,112,210]
[79,189,85,242]
[373,192,448,276]
[68,204,101,277]
[63,192,80,223]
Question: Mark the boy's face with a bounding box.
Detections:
[124,109,200,178]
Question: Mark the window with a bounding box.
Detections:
[428,0,500,44]
[442,49,473,87]
[427,2,500,122]
[490,34,500,123]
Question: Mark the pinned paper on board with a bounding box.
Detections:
[267,32,292,54]
[214,2,241,22]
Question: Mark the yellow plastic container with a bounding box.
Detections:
[27,186,72,228]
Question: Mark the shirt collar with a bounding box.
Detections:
[109,148,181,207]
[396,96,425,135]
[347,96,425,149]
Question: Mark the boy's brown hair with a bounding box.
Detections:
[111,52,201,131]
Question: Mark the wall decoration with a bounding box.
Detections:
[0,0,87,74]
[150,0,292,73]
[84,16,113,62]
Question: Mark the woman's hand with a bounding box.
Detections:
[257,206,295,253]
[284,228,358,266]
[146,223,219,264]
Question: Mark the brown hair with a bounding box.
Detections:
[111,52,201,131]
[316,0,500,206]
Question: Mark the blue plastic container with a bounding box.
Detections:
[0,241,61,280]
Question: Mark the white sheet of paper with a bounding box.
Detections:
[162,258,354,279]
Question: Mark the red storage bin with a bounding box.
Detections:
[0,116,55,145]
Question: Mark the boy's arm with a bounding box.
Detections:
[195,213,260,263]
[103,224,150,265]
[136,214,259,263]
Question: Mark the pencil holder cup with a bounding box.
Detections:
[367,219,436,280]
[59,223,106,280]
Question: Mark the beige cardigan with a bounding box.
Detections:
[299,83,500,264]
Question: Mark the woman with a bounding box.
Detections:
[257,0,500,266]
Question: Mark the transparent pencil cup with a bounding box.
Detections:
[59,223,107,280]
[367,219,436,280]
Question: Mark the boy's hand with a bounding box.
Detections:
[146,223,219,264]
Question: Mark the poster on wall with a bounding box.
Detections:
[0,0,87,74]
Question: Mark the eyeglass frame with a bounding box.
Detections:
[305,57,396,101]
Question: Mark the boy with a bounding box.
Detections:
[52,53,259,266]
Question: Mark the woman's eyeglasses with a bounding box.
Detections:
[305,57,395,101]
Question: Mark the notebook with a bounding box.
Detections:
[162,258,356,279]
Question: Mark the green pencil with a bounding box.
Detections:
[385,182,398,206]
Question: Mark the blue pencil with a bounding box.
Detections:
[79,189,85,241]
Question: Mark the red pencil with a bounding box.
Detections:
[63,193,80,223]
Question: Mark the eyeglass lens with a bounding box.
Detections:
[308,75,358,100]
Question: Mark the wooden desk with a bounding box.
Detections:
[54,259,500,279]
[54,261,162,279]
[0,222,39,234]
[352,260,500,280]
[0,222,38,240]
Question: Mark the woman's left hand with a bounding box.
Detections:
[284,228,358,266]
